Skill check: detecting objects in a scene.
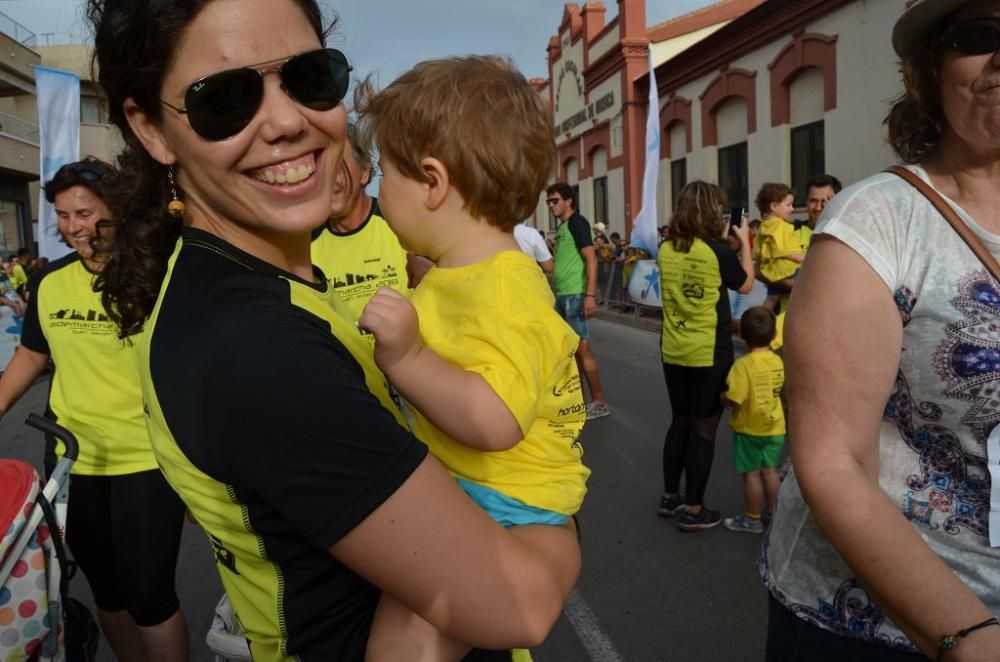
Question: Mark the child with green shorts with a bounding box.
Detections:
[721,306,786,533]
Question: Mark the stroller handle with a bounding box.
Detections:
[25,413,79,463]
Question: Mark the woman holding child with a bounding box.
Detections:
[656,181,754,531]
[86,0,581,660]
[763,0,1000,659]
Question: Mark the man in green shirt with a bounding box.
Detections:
[546,183,609,420]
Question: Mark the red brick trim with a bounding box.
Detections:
[699,68,757,147]
[660,95,693,159]
[559,140,581,182]
[647,0,764,43]
[560,4,584,42]
[584,123,612,175]
[651,0,855,96]
[768,33,838,126]
[592,15,620,45]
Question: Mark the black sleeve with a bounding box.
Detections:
[709,241,748,291]
[20,276,48,354]
[568,215,594,252]
[156,307,428,550]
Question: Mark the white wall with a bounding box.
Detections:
[789,68,825,126]
[607,166,626,237]
[655,0,903,213]
[650,23,728,67]
[589,22,619,62]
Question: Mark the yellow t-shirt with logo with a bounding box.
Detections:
[310,201,410,323]
[770,311,786,352]
[20,253,156,475]
[409,251,589,516]
[793,223,813,253]
[725,350,785,436]
[11,262,28,292]
[757,217,800,283]
[658,237,747,367]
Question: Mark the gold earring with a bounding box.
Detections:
[167,167,187,218]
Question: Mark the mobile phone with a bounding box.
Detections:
[729,207,745,230]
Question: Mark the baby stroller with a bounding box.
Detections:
[0,414,97,661]
[206,594,251,661]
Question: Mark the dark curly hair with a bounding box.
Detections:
[43,156,115,204]
[754,182,794,218]
[885,14,952,164]
[86,0,327,339]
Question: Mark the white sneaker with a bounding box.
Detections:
[585,401,610,420]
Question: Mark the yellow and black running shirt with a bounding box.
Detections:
[141,228,427,661]
[657,238,747,367]
[310,200,411,322]
[21,253,156,475]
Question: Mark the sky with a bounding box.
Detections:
[0,0,719,84]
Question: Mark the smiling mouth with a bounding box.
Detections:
[246,151,319,186]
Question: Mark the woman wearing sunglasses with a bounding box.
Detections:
[86,1,580,660]
[0,157,190,661]
[761,1,1000,660]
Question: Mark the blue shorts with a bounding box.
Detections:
[456,478,569,528]
[555,294,589,340]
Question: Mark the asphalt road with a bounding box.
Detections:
[0,318,770,661]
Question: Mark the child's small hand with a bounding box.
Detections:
[359,288,422,371]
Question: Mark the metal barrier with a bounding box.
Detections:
[597,260,658,319]
[0,112,39,144]
[0,11,37,47]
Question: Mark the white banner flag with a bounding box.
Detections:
[627,259,662,308]
[36,66,80,261]
[630,51,659,256]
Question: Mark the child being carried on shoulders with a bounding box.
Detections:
[721,307,785,533]
[358,56,590,662]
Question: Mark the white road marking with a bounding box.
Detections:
[563,589,625,662]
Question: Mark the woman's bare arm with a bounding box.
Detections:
[330,455,579,651]
[0,346,50,416]
[786,236,999,660]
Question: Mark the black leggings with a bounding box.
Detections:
[65,470,186,626]
[661,362,730,506]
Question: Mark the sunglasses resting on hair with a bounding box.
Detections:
[160,48,351,142]
[54,162,107,182]
[941,17,1000,55]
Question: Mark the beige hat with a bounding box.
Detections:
[892,0,967,56]
[594,222,607,232]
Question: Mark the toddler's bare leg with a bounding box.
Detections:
[366,594,470,662]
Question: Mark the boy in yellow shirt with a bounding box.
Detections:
[754,183,803,312]
[722,307,785,533]
[358,56,589,661]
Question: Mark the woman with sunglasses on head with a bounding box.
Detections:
[0,156,189,661]
[87,1,580,660]
[761,1,1000,660]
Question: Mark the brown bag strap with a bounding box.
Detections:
[884,165,1000,283]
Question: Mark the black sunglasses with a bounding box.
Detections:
[55,162,107,182]
[161,48,351,142]
[941,17,1000,55]
[546,198,562,205]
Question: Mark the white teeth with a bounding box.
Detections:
[251,160,315,186]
